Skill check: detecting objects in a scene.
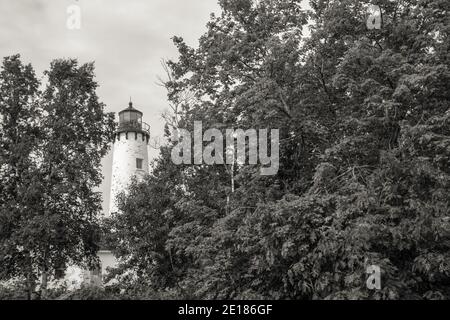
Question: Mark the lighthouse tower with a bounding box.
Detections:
[64,102,150,286]
[109,101,150,215]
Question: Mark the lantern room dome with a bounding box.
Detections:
[118,101,143,122]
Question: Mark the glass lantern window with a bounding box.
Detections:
[130,112,139,122]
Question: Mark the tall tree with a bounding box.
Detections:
[0,56,115,299]
[111,0,450,299]
[0,55,41,299]
[37,59,115,297]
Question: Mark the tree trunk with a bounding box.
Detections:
[25,254,35,300]
[41,270,48,300]
[26,272,33,300]
[41,249,49,300]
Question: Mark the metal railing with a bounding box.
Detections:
[118,120,150,135]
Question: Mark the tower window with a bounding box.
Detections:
[136,158,143,169]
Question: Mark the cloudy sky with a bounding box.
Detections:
[0,0,219,214]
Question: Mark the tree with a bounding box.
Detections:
[0,55,41,299]
[110,0,450,299]
[0,56,115,299]
[105,145,187,295]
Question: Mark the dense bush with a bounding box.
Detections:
[107,0,450,300]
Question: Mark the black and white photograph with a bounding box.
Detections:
[0,0,449,308]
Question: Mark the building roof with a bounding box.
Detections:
[118,101,143,116]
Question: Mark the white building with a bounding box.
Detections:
[98,101,150,280]
[64,101,150,288]
[109,101,150,215]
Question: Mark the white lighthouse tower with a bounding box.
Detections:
[89,102,151,283]
[109,101,150,215]
[63,102,150,287]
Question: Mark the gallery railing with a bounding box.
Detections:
[117,120,150,135]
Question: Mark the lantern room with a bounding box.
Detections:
[114,101,150,141]
[118,101,143,129]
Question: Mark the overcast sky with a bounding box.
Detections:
[0,0,219,214]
